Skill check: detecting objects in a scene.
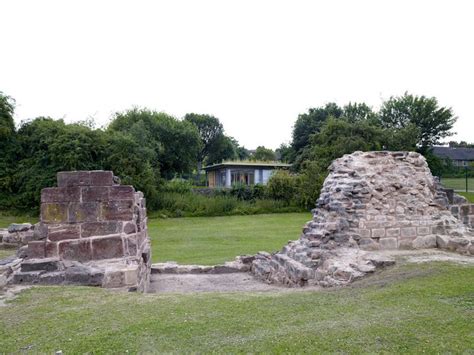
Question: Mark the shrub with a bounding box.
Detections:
[266,170,297,204]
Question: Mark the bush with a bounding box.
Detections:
[266,170,297,204]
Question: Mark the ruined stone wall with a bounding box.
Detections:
[252,151,474,287]
[9,171,151,291]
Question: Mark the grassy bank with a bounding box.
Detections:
[458,191,474,203]
[0,262,473,353]
[149,213,311,264]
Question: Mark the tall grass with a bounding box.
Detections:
[151,191,304,218]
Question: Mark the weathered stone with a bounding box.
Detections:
[412,235,437,249]
[386,228,400,237]
[109,185,135,201]
[90,171,114,186]
[371,228,385,238]
[41,187,80,203]
[400,227,417,238]
[21,257,61,272]
[379,237,397,250]
[58,239,92,262]
[68,202,100,223]
[57,171,92,187]
[101,200,134,221]
[47,224,81,241]
[91,235,124,260]
[41,203,68,224]
[81,186,109,202]
[8,223,33,233]
[81,221,122,238]
[27,241,46,259]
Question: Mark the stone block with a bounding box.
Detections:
[358,237,380,251]
[68,202,99,223]
[412,235,437,249]
[379,237,397,250]
[57,171,92,187]
[126,234,138,256]
[39,271,65,285]
[371,228,385,238]
[109,186,135,201]
[65,267,103,286]
[45,241,59,257]
[27,241,46,259]
[101,200,134,221]
[47,224,80,242]
[417,226,431,236]
[436,235,450,249]
[460,205,470,216]
[386,228,400,237]
[41,187,80,203]
[81,186,109,202]
[81,221,122,238]
[21,257,61,272]
[58,239,92,262]
[90,171,114,186]
[123,222,137,234]
[41,203,68,224]
[432,225,445,234]
[91,235,124,260]
[400,227,417,238]
[398,237,416,249]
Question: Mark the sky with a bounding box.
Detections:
[1,0,473,150]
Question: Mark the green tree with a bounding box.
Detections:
[252,146,276,161]
[184,113,235,172]
[291,103,343,154]
[0,92,18,207]
[379,92,457,148]
[109,108,200,179]
[342,102,378,124]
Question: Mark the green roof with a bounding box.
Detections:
[203,161,291,171]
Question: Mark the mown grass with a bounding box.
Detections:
[0,263,473,353]
[458,191,474,203]
[441,177,474,192]
[149,213,311,264]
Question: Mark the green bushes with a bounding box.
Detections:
[153,180,305,218]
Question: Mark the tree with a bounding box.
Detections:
[184,113,235,172]
[342,102,378,124]
[251,146,276,161]
[276,143,294,163]
[109,108,201,179]
[291,103,343,154]
[379,92,457,148]
[0,92,17,206]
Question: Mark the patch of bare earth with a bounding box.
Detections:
[149,249,472,294]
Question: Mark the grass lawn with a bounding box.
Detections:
[441,177,474,192]
[149,213,311,264]
[0,262,473,353]
[458,191,474,203]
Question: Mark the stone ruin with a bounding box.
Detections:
[252,151,474,287]
[0,171,151,291]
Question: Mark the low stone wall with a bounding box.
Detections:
[450,204,474,229]
[0,224,35,250]
[3,171,151,291]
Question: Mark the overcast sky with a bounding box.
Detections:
[1,0,473,149]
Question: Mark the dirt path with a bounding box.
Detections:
[148,249,473,294]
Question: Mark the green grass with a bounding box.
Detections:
[458,191,474,203]
[441,177,474,192]
[0,215,37,228]
[0,263,472,353]
[149,213,311,264]
[0,249,15,259]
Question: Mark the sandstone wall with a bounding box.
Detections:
[252,151,474,287]
[7,171,151,291]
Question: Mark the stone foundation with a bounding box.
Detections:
[252,151,474,287]
[5,171,151,291]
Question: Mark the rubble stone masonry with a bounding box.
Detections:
[252,151,474,287]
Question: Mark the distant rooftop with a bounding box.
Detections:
[432,146,474,161]
[203,161,291,171]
